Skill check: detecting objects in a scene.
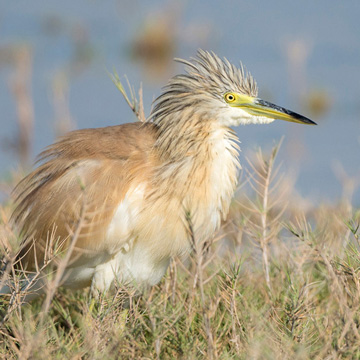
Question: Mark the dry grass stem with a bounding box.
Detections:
[109,70,146,122]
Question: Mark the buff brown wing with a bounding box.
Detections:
[12,122,158,271]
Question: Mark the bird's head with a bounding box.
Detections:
[151,50,316,127]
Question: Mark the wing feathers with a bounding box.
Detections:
[12,122,158,270]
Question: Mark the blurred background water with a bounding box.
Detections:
[0,0,359,204]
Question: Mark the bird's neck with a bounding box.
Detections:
[153,108,238,161]
[152,110,240,236]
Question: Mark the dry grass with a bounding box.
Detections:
[1,77,360,359]
[1,148,360,359]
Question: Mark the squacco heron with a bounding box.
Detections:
[2,50,315,300]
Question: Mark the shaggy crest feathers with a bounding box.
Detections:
[150,49,258,123]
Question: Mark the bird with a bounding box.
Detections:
[2,50,316,301]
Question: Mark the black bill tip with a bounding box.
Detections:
[256,99,317,125]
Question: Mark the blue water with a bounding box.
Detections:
[1,1,360,204]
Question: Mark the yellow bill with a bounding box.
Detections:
[225,93,317,125]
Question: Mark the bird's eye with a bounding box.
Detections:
[225,93,236,103]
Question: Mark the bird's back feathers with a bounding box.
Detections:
[12,122,159,271]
